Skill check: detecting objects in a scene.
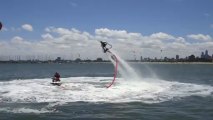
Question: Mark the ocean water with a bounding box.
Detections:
[0,63,213,120]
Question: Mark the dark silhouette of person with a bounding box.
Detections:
[53,72,60,82]
[100,41,109,53]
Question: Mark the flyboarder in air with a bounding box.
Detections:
[100,41,118,88]
[100,41,112,53]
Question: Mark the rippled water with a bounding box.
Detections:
[0,63,213,120]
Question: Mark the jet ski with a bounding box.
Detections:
[51,77,62,86]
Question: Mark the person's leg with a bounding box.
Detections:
[104,48,109,53]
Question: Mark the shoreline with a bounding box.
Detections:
[0,61,213,64]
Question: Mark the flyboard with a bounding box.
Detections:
[100,41,119,88]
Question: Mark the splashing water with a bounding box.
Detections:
[1,51,213,114]
[107,50,141,81]
[0,77,212,104]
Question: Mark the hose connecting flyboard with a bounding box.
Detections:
[106,51,118,88]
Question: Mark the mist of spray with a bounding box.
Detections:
[107,50,141,81]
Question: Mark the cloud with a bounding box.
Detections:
[11,27,21,32]
[175,37,186,43]
[95,28,143,47]
[187,34,212,41]
[11,36,24,43]
[1,27,8,31]
[95,28,142,40]
[41,33,54,40]
[22,24,33,31]
[150,32,175,40]
[1,27,213,60]
[11,36,31,46]
[210,24,213,28]
[95,28,128,38]
[45,27,93,43]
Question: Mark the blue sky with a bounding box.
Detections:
[0,0,213,59]
[1,0,213,37]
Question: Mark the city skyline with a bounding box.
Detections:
[0,0,213,59]
[0,49,212,62]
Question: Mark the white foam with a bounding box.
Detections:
[0,77,212,104]
[0,107,52,114]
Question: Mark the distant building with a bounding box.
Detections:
[205,50,208,56]
[201,52,205,58]
[200,50,211,60]
[176,55,179,60]
[164,57,168,61]
[74,58,81,62]
[96,58,103,62]
[188,54,195,61]
[55,57,61,61]
[204,50,211,59]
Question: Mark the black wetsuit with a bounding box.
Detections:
[53,72,60,82]
[100,41,109,53]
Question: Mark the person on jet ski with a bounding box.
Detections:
[52,72,60,82]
